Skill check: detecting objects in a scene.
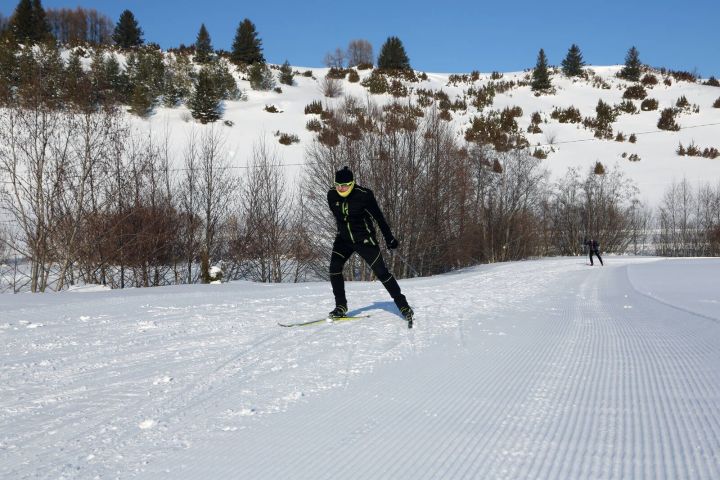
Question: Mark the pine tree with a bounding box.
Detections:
[377,36,411,70]
[619,46,642,82]
[0,36,19,102]
[30,0,51,42]
[531,48,552,92]
[128,82,154,117]
[113,9,143,49]
[561,44,585,77]
[10,0,50,43]
[207,59,240,100]
[11,0,34,42]
[64,49,91,109]
[194,23,213,64]
[231,18,264,65]
[278,60,294,86]
[189,67,221,123]
[248,62,275,91]
[103,53,126,102]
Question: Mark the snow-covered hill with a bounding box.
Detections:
[2,256,719,478]
[135,62,720,206]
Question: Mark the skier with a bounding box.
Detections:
[584,237,604,266]
[327,166,414,323]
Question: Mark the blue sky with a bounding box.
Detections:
[3,0,719,77]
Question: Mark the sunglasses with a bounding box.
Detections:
[334,181,354,187]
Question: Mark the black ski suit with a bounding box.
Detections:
[327,184,409,310]
[586,239,603,266]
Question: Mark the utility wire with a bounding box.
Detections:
[0,121,718,180]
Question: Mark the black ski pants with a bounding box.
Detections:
[589,249,603,266]
[329,237,408,310]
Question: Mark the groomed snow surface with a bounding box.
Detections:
[2,256,719,479]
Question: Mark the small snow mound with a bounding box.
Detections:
[138,419,156,429]
[153,376,173,385]
[67,284,112,293]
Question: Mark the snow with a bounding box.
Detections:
[2,256,719,478]
[130,63,720,207]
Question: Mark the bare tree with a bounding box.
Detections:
[319,77,343,98]
[240,137,294,282]
[0,104,70,292]
[177,129,203,283]
[323,47,345,68]
[54,108,122,290]
[197,126,238,282]
[347,39,373,67]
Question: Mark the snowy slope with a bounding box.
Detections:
[133,63,720,206]
[2,256,719,479]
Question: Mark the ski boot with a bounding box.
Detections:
[327,304,348,322]
[400,306,414,329]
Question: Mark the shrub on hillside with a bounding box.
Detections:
[629,134,637,143]
[326,67,348,80]
[527,111,543,134]
[713,97,720,108]
[469,84,495,109]
[304,100,323,114]
[276,132,300,145]
[550,106,582,123]
[388,79,408,98]
[704,147,719,159]
[616,100,638,114]
[464,107,529,152]
[703,76,720,87]
[660,68,697,83]
[361,70,389,94]
[657,108,680,131]
[306,118,322,132]
[640,98,659,111]
[676,95,690,109]
[594,161,606,175]
[348,69,360,83]
[641,73,658,87]
[532,148,547,159]
[318,128,340,147]
[583,100,616,139]
[623,85,647,100]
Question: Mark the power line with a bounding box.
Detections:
[0,121,718,178]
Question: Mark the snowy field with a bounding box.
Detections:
[1,256,720,479]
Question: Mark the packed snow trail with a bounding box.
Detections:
[1,257,719,479]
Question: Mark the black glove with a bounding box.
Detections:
[386,237,399,249]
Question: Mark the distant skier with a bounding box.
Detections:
[327,166,414,323]
[584,237,604,266]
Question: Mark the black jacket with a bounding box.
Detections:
[327,185,392,245]
[586,239,600,251]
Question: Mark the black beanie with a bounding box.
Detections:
[335,166,354,183]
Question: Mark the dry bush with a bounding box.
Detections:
[320,77,343,98]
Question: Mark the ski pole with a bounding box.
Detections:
[390,250,420,277]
